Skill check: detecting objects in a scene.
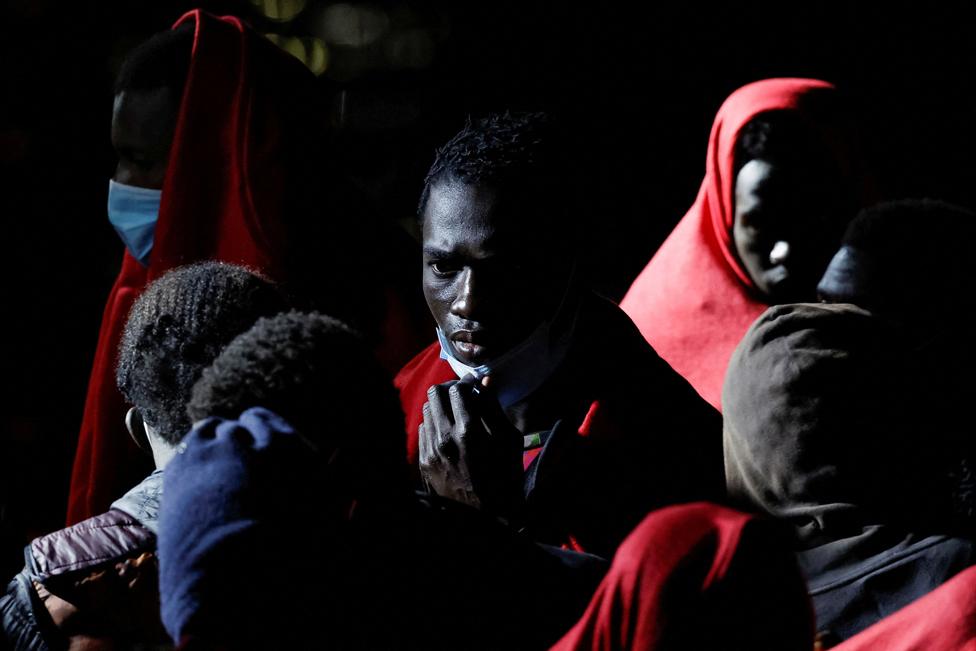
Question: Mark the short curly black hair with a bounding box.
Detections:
[840,199,976,313]
[843,198,976,252]
[188,311,408,494]
[417,111,575,226]
[114,23,194,98]
[116,262,287,444]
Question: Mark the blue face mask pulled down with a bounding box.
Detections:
[436,318,574,409]
[107,180,161,266]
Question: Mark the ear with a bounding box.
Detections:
[125,407,153,457]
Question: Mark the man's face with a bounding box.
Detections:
[733,158,849,303]
[816,246,871,306]
[111,87,179,189]
[817,245,903,319]
[421,179,572,366]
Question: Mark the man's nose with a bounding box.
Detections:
[769,240,791,266]
[113,162,152,188]
[449,268,479,319]
[113,161,160,189]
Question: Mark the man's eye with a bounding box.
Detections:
[430,260,461,276]
[430,261,459,275]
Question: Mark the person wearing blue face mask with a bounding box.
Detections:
[106,26,189,265]
[67,23,193,525]
[395,113,724,556]
[106,183,163,266]
[72,10,397,525]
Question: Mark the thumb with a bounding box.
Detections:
[474,376,519,440]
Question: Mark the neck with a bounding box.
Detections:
[149,436,178,470]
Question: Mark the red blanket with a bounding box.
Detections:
[67,10,320,524]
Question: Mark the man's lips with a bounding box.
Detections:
[450,330,490,361]
[762,265,790,287]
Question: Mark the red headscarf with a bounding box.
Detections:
[67,10,325,524]
[619,78,849,410]
[550,502,813,651]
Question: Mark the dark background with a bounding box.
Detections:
[1,0,973,571]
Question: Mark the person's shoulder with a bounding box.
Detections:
[28,509,155,584]
[576,292,685,379]
[737,302,879,365]
[575,292,721,420]
[579,292,655,351]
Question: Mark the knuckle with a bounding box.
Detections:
[436,437,453,453]
[436,438,459,461]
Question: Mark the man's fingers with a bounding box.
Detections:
[448,378,477,432]
[426,383,454,430]
[426,384,462,464]
[419,402,433,467]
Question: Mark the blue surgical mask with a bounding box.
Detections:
[437,318,575,408]
[107,179,161,266]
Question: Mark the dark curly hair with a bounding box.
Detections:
[839,199,976,316]
[188,311,408,494]
[843,198,976,252]
[417,111,575,227]
[116,262,287,444]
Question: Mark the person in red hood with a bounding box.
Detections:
[396,112,723,555]
[68,10,424,524]
[549,503,814,651]
[619,78,868,410]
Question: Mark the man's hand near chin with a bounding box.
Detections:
[418,375,525,523]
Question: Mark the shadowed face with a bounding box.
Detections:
[421,179,574,366]
[111,87,179,189]
[733,158,849,303]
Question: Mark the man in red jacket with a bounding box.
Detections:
[397,112,724,554]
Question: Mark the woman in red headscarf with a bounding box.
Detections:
[619,79,867,410]
[67,10,424,524]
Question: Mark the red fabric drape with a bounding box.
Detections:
[67,10,319,524]
[394,343,454,463]
[619,78,837,410]
[830,565,976,651]
[550,502,814,651]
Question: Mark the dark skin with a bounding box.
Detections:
[419,376,524,518]
[733,158,851,303]
[418,179,576,517]
[110,87,178,189]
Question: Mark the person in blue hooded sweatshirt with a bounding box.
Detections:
[159,311,608,650]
